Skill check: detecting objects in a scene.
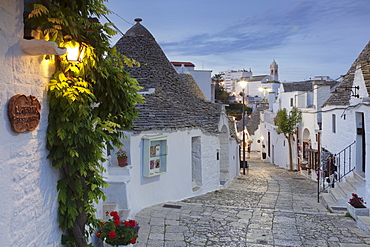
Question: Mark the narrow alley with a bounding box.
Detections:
[135,154,370,247]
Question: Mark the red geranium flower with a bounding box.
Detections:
[129,220,137,227]
[100,221,105,227]
[95,231,102,238]
[114,219,120,227]
[124,220,137,228]
[130,237,137,244]
[108,231,117,239]
[110,211,118,217]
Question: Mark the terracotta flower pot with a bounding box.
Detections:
[118,158,128,167]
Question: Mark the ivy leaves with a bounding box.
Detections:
[26,1,143,246]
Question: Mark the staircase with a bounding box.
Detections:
[321,171,370,234]
[322,171,365,212]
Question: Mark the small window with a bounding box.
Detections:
[290,98,294,106]
[142,135,168,177]
[332,114,336,133]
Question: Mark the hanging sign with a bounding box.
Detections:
[8,94,41,133]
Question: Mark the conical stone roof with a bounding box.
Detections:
[324,41,370,106]
[115,19,222,133]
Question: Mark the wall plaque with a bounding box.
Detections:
[8,94,41,133]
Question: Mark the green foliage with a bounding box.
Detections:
[274,107,302,170]
[226,102,252,120]
[26,0,144,246]
[215,85,230,103]
[274,107,302,137]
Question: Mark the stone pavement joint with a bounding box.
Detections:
[134,160,370,246]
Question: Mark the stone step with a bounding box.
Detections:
[321,193,347,212]
[329,187,347,206]
[337,182,353,199]
[103,203,118,221]
[346,176,365,192]
[103,204,131,220]
[356,216,370,235]
[354,171,366,183]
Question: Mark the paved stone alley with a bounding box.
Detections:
[134,154,370,247]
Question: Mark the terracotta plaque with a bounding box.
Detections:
[8,94,41,133]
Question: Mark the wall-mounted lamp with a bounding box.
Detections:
[333,86,360,98]
[65,42,85,62]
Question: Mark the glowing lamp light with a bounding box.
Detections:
[258,87,271,92]
[239,80,248,89]
[65,42,85,62]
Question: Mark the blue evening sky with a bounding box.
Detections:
[103,0,370,82]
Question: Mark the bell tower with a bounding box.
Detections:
[270,59,278,81]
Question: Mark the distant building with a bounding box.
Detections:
[219,60,280,104]
[172,62,214,102]
[258,76,336,167]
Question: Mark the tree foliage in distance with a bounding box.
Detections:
[226,102,252,120]
[212,73,230,103]
[274,107,302,170]
[26,1,144,246]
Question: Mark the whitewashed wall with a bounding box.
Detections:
[188,70,212,101]
[0,0,62,246]
[321,65,370,205]
[103,129,222,218]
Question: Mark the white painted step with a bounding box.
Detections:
[337,182,353,200]
[357,216,370,235]
[330,187,347,206]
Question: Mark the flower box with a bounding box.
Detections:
[347,203,369,220]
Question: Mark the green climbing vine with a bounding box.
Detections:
[26,1,143,246]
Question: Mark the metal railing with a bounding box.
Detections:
[317,141,356,202]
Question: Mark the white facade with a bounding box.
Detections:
[172,63,214,102]
[321,63,370,204]
[188,69,213,101]
[0,1,62,245]
[219,61,279,103]
[260,79,333,171]
[103,119,239,218]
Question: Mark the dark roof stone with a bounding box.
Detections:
[283,82,313,92]
[115,20,222,133]
[324,41,370,106]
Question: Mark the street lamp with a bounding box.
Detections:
[239,79,248,175]
[65,41,85,63]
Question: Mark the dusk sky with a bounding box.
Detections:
[103,0,370,82]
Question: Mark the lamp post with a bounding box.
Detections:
[239,79,248,175]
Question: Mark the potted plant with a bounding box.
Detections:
[96,211,139,246]
[116,149,128,167]
[347,193,369,220]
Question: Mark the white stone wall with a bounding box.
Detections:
[188,70,212,101]
[0,0,62,245]
[112,129,222,218]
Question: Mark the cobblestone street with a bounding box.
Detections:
[135,155,370,246]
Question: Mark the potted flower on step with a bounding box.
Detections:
[116,149,128,167]
[96,211,139,246]
[347,193,369,220]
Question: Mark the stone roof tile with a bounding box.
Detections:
[283,82,313,92]
[115,20,221,133]
[324,41,370,106]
